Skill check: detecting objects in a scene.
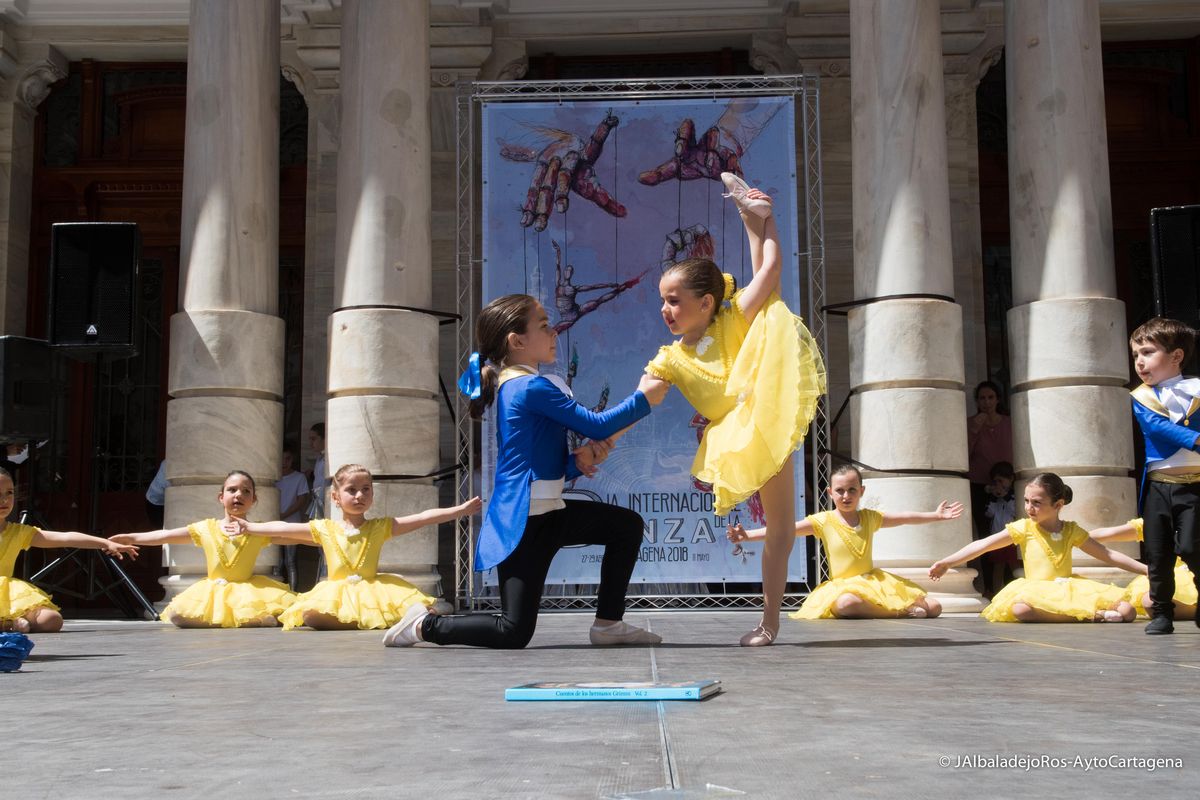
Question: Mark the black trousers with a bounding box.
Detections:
[423,500,644,649]
[1142,480,1200,619]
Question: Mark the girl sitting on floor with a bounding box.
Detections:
[728,464,958,619]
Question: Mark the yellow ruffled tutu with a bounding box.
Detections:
[982,576,1128,622]
[1124,560,1198,617]
[791,569,926,619]
[0,576,59,621]
[694,295,825,516]
[162,576,296,628]
[279,574,434,630]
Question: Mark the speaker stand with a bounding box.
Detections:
[24,352,158,620]
[26,545,159,620]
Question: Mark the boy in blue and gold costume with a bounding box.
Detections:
[1130,317,1200,634]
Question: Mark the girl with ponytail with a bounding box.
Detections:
[930,472,1146,623]
[643,177,825,646]
[382,295,668,649]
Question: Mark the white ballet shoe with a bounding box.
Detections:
[1096,609,1125,623]
[720,172,771,219]
[906,605,928,619]
[382,604,429,647]
[589,620,662,646]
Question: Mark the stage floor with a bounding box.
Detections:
[11,612,1195,799]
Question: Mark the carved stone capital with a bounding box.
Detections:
[478,38,528,82]
[750,31,799,76]
[947,25,1004,90]
[280,61,310,100]
[15,44,67,111]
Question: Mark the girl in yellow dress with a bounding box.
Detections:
[0,468,138,632]
[929,473,1145,622]
[1091,518,1197,620]
[728,465,957,619]
[644,176,825,646]
[111,470,296,628]
[232,464,481,631]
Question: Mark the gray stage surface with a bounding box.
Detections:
[10,612,1194,799]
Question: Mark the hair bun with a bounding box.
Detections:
[722,273,736,299]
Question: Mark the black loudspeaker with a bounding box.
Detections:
[48,222,140,359]
[0,336,51,442]
[1150,205,1200,326]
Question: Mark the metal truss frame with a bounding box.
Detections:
[454,74,829,611]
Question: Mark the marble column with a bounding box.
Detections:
[328,0,440,594]
[162,0,284,603]
[849,0,980,611]
[0,42,65,334]
[1005,0,1136,576]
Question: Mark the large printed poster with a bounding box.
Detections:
[480,95,807,585]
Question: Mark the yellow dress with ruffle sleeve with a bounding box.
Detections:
[0,522,59,621]
[981,519,1127,622]
[278,518,435,630]
[1120,518,1196,617]
[789,509,927,619]
[645,288,825,516]
[161,520,296,627]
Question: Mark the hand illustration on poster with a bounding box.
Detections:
[499,110,626,231]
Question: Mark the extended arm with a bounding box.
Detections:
[1088,522,1139,544]
[929,531,1013,579]
[34,529,140,559]
[525,377,651,440]
[235,520,315,542]
[728,517,815,543]
[109,527,192,546]
[881,502,964,528]
[392,496,482,537]
[1078,538,1148,575]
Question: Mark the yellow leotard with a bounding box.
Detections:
[981,519,1127,622]
[0,522,59,621]
[279,518,435,630]
[161,519,296,627]
[1121,518,1196,616]
[790,509,926,619]
[645,288,825,515]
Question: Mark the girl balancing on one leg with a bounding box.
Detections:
[382,294,667,649]
[643,176,825,645]
[0,468,138,632]
[727,465,955,620]
[228,464,480,631]
[929,472,1145,623]
[111,470,296,628]
[1090,518,1197,622]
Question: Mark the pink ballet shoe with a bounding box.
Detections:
[1096,609,1125,623]
[738,624,777,647]
[720,172,772,219]
[906,605,928,619]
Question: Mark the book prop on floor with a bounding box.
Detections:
[506,679,721,701]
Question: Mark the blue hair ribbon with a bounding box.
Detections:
[458,352,483,399]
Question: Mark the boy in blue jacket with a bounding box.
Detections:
[1130,317,1200,634]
